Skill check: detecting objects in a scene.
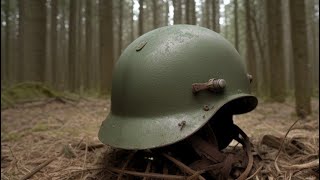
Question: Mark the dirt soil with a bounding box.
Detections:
[1,98,319,180]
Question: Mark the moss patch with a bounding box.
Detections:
[1,82,79,109]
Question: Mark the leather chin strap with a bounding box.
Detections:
[189,124,254,180]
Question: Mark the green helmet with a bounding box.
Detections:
[98,25,258,150]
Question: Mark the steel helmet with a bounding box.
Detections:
[98,25,258,150]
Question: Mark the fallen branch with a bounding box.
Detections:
[274,119,300,174]
[261,134,306,155]
[20,151,63,180]
[275,120,300,160]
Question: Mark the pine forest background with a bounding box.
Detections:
[1,0,319,117]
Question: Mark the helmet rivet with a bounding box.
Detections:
[247,74,253,83]
[203,105,210,111]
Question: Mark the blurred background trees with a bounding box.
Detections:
[1,0,319,117]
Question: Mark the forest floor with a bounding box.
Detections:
[1,97,319,180]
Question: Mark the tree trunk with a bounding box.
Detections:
[57,0,69,91]
[282,0,294,92]
[245,0,257,92]
[314,0,319,89]
[289,0,311,117]
[185,0,190,24]
[78,0,87,93]
[152,0,159,28]
[69,0,81,92]
[165,0,169,25]
[190,0,196,25]
[1,0,6,84]
[6,0,18,85]
[211,0,217,31]
[19,0,46,82]
[305,0,315,95]
[173,0,182,24]
[138,0,144,36]
[56,0,63,90]
[223,3,229,38]
[250,0,270,96]
[93,0,100,90]
[86,0,94,90]
[130,0,134,41]
[118,0,123,57]
[205,0,211,28]
[99,0,114,93]
[266,0,286,102]
[234,0,239,51]
[215,0,220,33]
[51,0,58,88]
[62,0,69,91]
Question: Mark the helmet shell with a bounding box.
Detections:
[98,25,257,150]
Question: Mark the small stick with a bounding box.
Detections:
[117,151,136,180]
[108,166,186,179]
[75,137,85,149]
[162,153,206,180]
[142,161,152,180]
[187,172,203,180]
[274,119,300,174]
[80,143,88,179]
[280,159,319,170]
[163,163,169,175]
[275,120,300,161]
[9,146,17,162]
[20,151,63,180]
[245,165,263,180]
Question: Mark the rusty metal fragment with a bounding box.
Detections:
[178,121,186,130]
[192,78,226,94]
